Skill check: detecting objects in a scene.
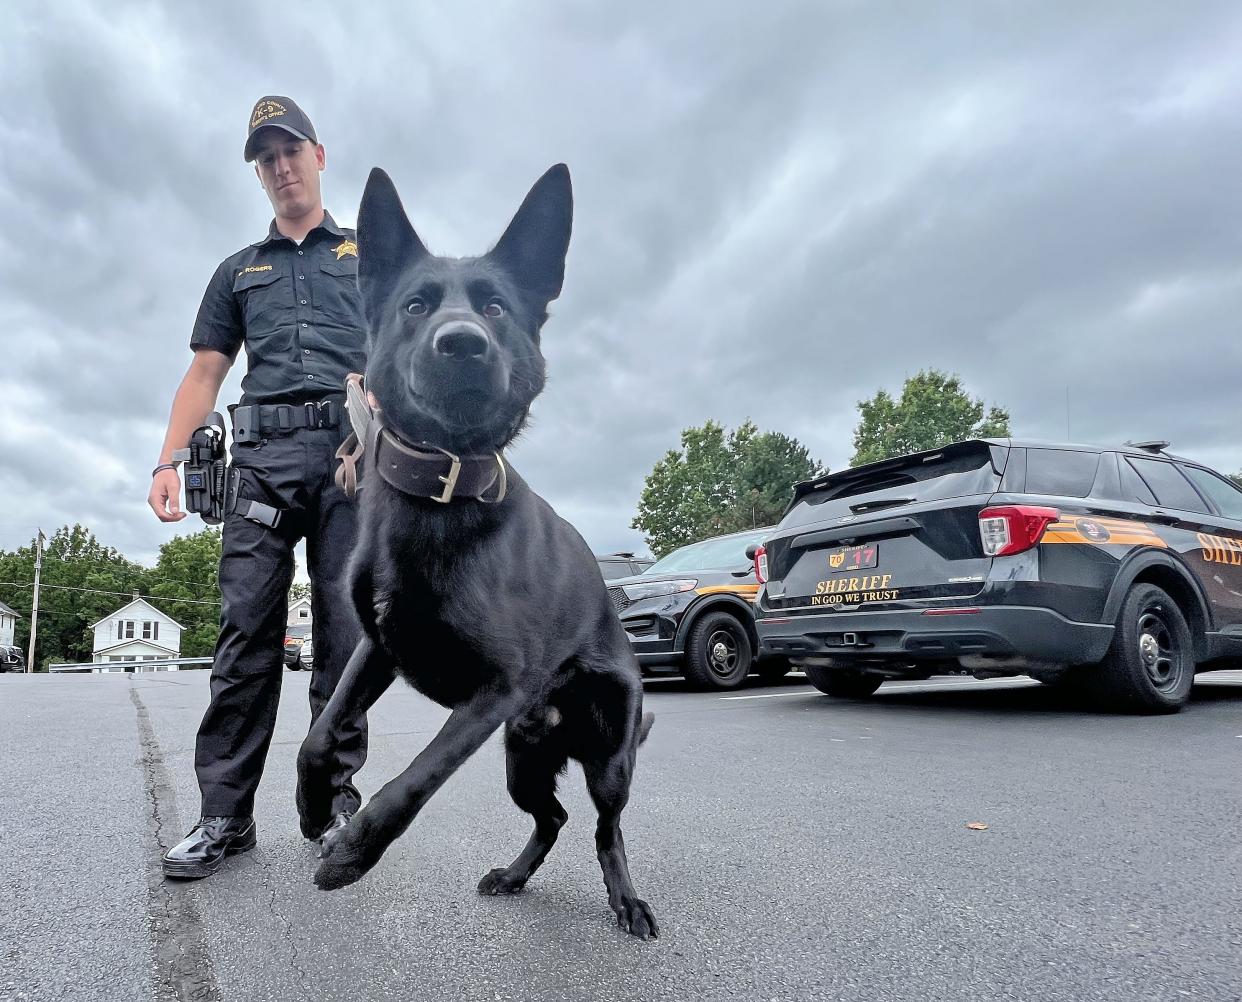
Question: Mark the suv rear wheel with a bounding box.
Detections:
[1092,583,1195,713]
[804,666,884,699]
[684,611,752,690]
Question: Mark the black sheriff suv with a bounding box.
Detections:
[608,527,791,690]
[753,439,1242,713]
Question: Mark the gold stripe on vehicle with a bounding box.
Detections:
[1041,524,1167,547]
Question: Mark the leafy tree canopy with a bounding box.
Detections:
[632,420,824,558]
[851,369,1011,467]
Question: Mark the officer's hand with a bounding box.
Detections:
[148,468,186,522]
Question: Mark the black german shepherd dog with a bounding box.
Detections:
[295,164,658,939]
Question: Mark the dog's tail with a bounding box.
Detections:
[638,711,655,746]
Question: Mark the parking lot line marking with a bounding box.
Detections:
[720,678,1043,700]
[882,678,1038,691]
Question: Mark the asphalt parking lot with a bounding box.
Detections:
[2,668,1240,1002]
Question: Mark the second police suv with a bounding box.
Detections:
[752,439,1242,713]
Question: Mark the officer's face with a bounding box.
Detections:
[252,130,325,218]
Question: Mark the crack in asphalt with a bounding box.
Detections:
[129,682,221,1002]
[250,845,313,999]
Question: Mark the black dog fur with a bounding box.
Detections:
[295,164,658,939]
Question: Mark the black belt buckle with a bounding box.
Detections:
[275,404,294,432]
[302,400,339,429]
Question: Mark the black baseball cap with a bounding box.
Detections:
[244,95,318,162]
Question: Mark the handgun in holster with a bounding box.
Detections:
[173,413,282,528]
[173,412,229,524]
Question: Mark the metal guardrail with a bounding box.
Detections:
[48,656,213,673]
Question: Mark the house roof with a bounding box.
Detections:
[0,599,20,619]
[93,638,180,656]
[289,596,312,610]
[89,596,185,630]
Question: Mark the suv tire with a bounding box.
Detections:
[1092,583,1195,713]
[804,666,884,699]
[683,611,752,690]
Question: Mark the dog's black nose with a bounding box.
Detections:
[433,321,491,361]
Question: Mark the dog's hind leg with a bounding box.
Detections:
[478,719,569,896]
[583,705,659,939]
[584,751,659,939]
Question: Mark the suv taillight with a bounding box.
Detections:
[979,506,1060,557]
[754,544,769,584]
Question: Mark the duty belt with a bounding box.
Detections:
[230,399,343,444]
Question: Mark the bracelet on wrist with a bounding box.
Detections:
[151,463,178,479]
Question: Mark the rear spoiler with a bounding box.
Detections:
[788,439,1010,510]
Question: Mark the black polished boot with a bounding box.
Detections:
[316,811,353,856]
[162,816,256,879]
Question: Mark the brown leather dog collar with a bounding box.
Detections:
[366,417,507,504]
[333,373,508,503]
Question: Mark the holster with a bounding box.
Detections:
[225,466,283,528]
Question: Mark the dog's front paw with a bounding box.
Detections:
[477,867,527,896]
[313,811,390,891]
[614,897,659,940]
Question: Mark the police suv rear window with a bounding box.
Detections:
[1025,449,1100,498]
[783,443,1005,528]
[1181,466,1242,520]
[1127,458,1209,514]
[1119,461,1157,505]
[599,561,634,580]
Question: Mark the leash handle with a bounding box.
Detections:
[335,373,373,498]
[335,432,365,497]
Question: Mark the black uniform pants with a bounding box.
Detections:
[195,425,366,819]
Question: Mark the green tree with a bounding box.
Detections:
[632,420,824,557]
[146,528,222,658]
[1230,472,1242,489]
[0,525,148,669]
[289,582,311,603]
[851,369,1011,467]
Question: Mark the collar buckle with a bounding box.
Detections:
[432,453,462,503]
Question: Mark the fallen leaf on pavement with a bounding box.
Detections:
[966,822,989,831]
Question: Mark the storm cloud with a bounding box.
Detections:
[1,0,1239,566]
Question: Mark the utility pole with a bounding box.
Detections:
[27,529,43,674]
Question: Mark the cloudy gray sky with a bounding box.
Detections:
[1,0,1240,571]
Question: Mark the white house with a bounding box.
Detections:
[0,598,19,648]
[288,596,312,627]
[91,597,182,665]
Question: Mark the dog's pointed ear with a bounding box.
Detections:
[487,163,573,303]
[357,168,429,326]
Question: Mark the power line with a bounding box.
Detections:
[0,580,221,607]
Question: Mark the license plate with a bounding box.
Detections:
[825,544,878,572]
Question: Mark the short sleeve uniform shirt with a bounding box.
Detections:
[190,211,367,406]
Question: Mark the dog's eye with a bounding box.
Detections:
[406,298,428,316]
[483,300,504,319]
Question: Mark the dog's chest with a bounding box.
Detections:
[372,582,495,708]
